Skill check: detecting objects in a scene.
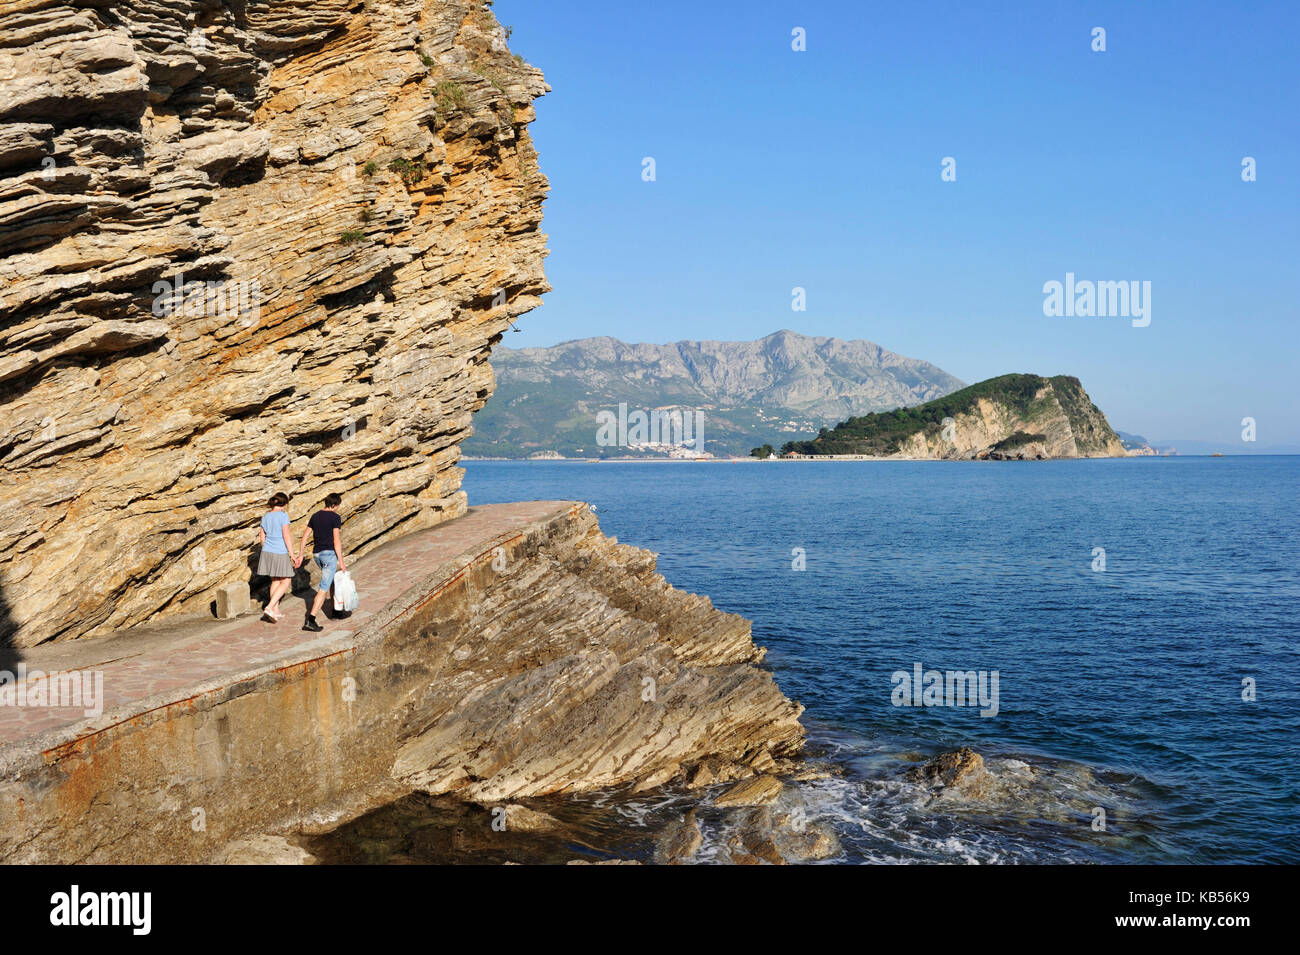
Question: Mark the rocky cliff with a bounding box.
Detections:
[0,0,549,646]
[463,329,966,457]
[0,502,808,863]
[785,373,1128,460]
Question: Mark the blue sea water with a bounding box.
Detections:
[463,457,1300,864]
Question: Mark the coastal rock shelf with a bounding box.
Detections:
[0,502,805,864]
[0,0,549,646]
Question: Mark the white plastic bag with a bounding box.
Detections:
[332,570,359,613]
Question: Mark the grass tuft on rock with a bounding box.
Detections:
[434,80,466,111]
[388,158,426,187]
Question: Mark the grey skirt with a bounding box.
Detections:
[257,549,295,578]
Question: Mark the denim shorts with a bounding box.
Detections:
[314,549,338,592]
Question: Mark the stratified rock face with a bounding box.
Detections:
[390,507,806,801]
[0,1,549,646]
[790,373,1127,460]
[0,503,806,863]
[895,377,1127,460]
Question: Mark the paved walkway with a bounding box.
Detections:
[0,501,578,750]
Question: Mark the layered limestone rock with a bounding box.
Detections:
[0,6,812,859]
[389,507,805,801]
[0,503,807,863]
[0,0,548,646]
[785,373,1128,460]
[892,378,1127,460]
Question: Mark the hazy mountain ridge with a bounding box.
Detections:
[1115,430,1154,452]
[465,330,966,457]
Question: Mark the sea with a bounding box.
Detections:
[309,457,1299,864]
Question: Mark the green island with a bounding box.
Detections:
[773,373,1111,457]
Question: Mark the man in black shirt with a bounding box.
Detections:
[298,492,346,631]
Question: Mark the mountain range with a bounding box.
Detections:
[464,330,967,457]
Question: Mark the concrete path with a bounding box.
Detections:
[0,501,578,749]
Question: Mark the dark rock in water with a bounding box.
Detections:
[728,829,786,866]
[656,810,704,864]
[307,792,645,865]
[496,804,563,833]
[767,809,840,862]
[907,747,987,788]
[566,859,643,865]
[745,837,787,865]
[725,805,840,865]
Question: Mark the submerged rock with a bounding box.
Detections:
[566,859,642,865]
[750,806,840,863]
[497,804,562,833]
[656,810,704,864]
[739,836,786,865]
[775,823,839,862]
[908,747,986,787]
[906,747,994,800]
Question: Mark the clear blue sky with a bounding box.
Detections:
[495,0,1299,445]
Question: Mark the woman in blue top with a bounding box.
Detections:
[257,491,301,622]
